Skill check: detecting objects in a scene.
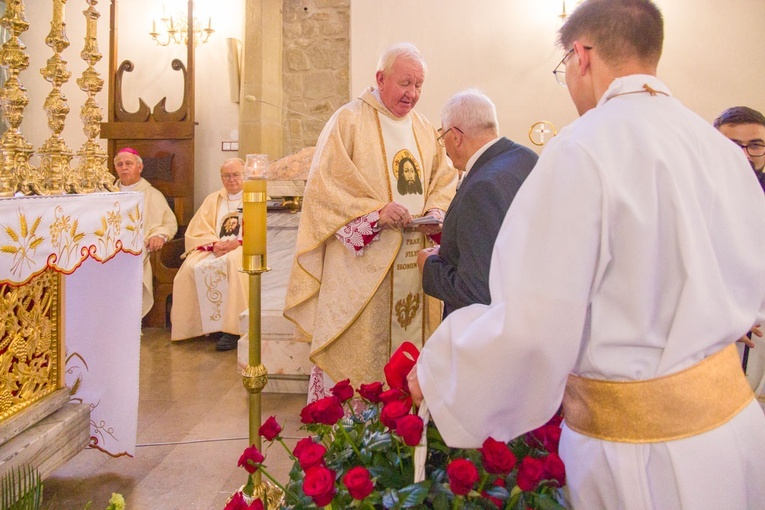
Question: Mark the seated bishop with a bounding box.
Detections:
[170,158,249,351]
[114,147,178,318]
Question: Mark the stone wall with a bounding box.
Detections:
[282,0,350,154]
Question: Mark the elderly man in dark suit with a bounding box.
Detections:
[417,89,537,316]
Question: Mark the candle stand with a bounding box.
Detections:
[240,154,282,506]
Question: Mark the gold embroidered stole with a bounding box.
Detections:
[378,112,426,351]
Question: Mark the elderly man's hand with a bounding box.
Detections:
[407,366,424,407]
[146,235,166,252]
[213,239,239,257]
[417,245,439,272]
[417,208,444,236]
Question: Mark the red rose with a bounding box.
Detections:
[330,379,355,402]
[547,411,564,428]
[380,400,410,429]
[446,458,479,496]
[479,437,517,474]
[530,423,562,454]
[384,341,420,392]
[237,445,264,474]
[299,404,315,424]
[247,500,264,510]
[343,466,374,500]
[517,456,545,492]
[296,441,327,470]
[303,465,337,506]
[543,452,566,487]
[224,491,246,510]
[293,436,315,458]
[258,416,282,441]
[301,396,344,425]
[358,382,384,403]
[379,388,407,404]
[395,414,424,446]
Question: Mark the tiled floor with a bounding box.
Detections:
[43,328,307,510]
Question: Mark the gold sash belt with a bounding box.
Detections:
[562,344,753,443]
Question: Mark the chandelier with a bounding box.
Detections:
[559,0,583,20]
[150,5,214,47]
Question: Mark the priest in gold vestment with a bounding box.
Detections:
[170,158,248,351]
[284,43,457,392]
[114,148,178,318]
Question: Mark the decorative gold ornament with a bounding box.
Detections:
[0,269,62,422]
[251,481,284,509]
[395,292,420,330]
[242,363,269,394]
[76,0,116,193]
[528,121,558,147]
[0,1,33,197]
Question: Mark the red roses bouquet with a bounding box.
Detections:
[227,342,567,509]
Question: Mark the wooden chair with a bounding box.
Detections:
[143,237,185,328]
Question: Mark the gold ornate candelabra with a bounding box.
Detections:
[76,0,117,193]
[38,0,75,195]
[0,0,36,196]
[0,0,113,196]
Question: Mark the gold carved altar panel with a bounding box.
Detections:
[0,269,63,421]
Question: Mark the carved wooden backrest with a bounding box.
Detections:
[100,1,196,233]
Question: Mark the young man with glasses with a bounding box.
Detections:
[171,158,248,351]
[714,106,765,192]
[410,0,765,508]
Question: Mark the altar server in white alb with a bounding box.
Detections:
[409,0,765,508]
[114,147,178,318]
[171,158,248,351]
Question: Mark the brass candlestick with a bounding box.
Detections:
[240,154,281,506]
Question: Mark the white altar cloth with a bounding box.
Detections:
[0,192,144,456]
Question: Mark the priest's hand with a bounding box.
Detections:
[417,245,439,272]
[213,239,239,257]
[146,234,166,252]
[380,202,412,229]
[407,366,424,407]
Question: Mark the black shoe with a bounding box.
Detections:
[215,333,239,351]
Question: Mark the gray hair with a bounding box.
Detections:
[440,89,499,137]
[221,157,245,170]
[376,42,428,76]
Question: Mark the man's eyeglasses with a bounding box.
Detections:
[553,46,593,87]
[437,126,463,147]
[735,142,765,158]
[222,173,243,180]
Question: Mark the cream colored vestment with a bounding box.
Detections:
[119,177,177,317]
[284,88,456,386]
[171,188,248,340]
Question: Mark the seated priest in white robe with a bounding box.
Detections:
[410,1,765,509]
[114,148,178,318]
[171,158,248,351]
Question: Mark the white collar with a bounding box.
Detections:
[465,137,501,175]
[597,75,672,107]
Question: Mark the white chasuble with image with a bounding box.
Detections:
[193,195,242,334]
[378,112,426,351]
